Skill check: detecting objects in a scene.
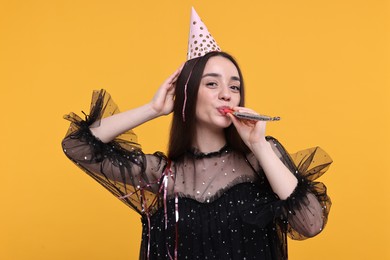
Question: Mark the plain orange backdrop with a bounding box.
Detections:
[1,0,389,259]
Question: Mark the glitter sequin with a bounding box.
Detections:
[62,90,332,259]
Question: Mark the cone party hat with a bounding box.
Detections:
[187,7,221,60]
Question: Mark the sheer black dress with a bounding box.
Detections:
[62,90,332,260]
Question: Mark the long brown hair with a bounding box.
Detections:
[168,51,250,160]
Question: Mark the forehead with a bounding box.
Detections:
[203,56,239,76]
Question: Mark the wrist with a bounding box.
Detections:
[144,103,161,120]
[250,138,272,156]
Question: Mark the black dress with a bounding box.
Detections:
[62,90,332,259]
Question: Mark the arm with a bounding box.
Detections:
[250,139,298,200]
[61,66,182,213]
[228,109,297,199]
[230,110,332,238]
[90,66,182,143]
[274,143,332,239]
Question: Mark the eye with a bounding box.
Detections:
[206,82,218,88]
[230,85,241,92]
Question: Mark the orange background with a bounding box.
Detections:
[1,0,389,259]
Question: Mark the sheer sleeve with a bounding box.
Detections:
[61,89,168,215]
[266,136,332,240]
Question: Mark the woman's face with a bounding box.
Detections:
[195,56,241,130]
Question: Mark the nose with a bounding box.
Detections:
[218,86,231,101]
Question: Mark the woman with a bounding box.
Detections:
[62,51,331,259]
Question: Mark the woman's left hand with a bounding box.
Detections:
[227,107,268,150]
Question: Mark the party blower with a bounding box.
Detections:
[222,108,281,121]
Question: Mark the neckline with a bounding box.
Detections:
[187,144,231,159]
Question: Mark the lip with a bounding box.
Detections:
[217,106,233,115]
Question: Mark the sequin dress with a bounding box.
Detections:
[62,90,332,260]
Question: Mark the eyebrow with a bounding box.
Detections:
[202,73,240,81]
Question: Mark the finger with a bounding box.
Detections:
[255,121,267,136]
[164,68,181,86]
[228,113,253,128]
[178,62,185,71]
[170,64,184,83]
[227,113,238,126]
[233,107,258,114]
[229,111,258,124]
[171,68,181,82]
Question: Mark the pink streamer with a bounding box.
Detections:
[181,59,200,122]
[118,161,178,260]
[182,83,188,122]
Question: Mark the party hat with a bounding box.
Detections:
[187,7,221,60]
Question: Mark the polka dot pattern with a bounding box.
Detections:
[187,7,221,60]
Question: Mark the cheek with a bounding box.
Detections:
[196,89,213,107]
[234,95,241,106]
[195,95,207,115]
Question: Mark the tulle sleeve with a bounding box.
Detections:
[267,136,332,240]
[61,89,167,215]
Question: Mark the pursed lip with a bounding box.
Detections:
[217,106,233,115]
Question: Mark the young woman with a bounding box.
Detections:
[62,51,332,259]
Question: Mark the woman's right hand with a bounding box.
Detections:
[150,65,183,116]
[88,65,183,143]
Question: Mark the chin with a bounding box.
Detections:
[215,118,232,129]
[198,115,232,129]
